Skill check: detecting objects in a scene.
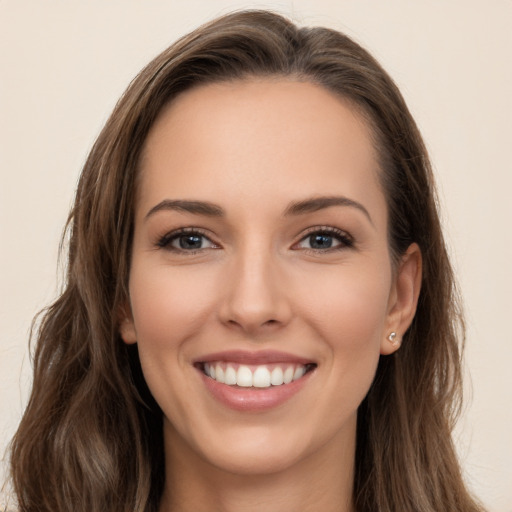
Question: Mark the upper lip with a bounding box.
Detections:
[194,350,315,365]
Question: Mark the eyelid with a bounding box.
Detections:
[292,226,354,251]
[155,225,353,254]
[156,227,220,252]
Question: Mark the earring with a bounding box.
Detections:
[388,332,400,347]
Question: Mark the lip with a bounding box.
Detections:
[194,349,315,365]
[194,350,316,412]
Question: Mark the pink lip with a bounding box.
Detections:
[194,350,316,412]
[194,350,314,365]
[199,370,314,412]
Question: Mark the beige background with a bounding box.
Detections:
[1,1,511,510]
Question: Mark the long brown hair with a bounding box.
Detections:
[10,10,484,511]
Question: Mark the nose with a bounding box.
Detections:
[218,247,292,336]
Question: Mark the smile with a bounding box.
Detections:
[195,351,317,411]
[202,362,316,388]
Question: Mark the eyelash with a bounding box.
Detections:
[156,227,218,254]
[294,226,354,253]
[156,226,354,254]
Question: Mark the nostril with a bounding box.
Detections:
[226,318,280,329]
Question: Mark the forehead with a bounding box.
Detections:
[138,79,386,224]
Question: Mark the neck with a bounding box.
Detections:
[158,420,356,512]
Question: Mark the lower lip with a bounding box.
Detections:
[199,369,314,412]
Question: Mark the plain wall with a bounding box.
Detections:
[1,1,511,510]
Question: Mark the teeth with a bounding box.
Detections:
[270,367,284,386]
[253,366,271,388]
[283,366,294,384]
[237,366,253,387]
[293,366,306,380]
[203,362,311,388]
[215,365,225,384]
[225,365,237,385]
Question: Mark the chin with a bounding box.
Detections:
[163,407,358,479]
[210,429,311,475]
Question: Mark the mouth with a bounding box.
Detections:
[193,350,317,411]
[196,361,317,388]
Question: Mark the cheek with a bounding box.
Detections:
[297,263,392,348]
[318,275,388,387]
[282,262,392,435]
[128,262,217,348]
[127,263,221,420]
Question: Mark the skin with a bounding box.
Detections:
[120,79,422,512]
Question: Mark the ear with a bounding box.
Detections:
[118,302,137,345]
[380,243,422,355]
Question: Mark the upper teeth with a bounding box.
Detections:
[203,362,308,388]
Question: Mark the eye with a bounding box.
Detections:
[157,228,218,252]
[294,228,353,251]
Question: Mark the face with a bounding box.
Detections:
[121,80,420,477]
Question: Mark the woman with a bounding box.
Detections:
[10,10,485,512]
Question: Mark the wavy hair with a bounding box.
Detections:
[10,10,484,512]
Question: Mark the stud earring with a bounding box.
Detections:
[388,332,400,347]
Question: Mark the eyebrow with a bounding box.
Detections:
[144,195,373,225]
[284,196,374,225]
[145,199,224,220]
